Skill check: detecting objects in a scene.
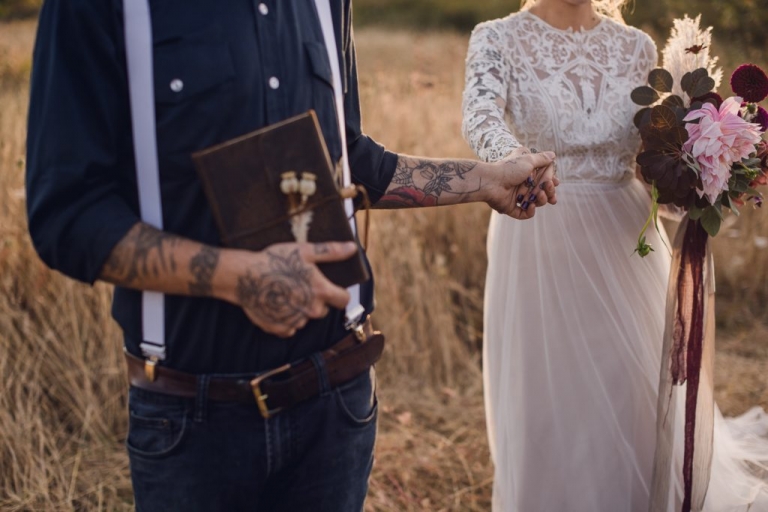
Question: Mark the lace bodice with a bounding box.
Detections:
[462,11,657,183]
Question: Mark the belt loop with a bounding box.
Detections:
[309,352,331,396]
[194,375,210,423]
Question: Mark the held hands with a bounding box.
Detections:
[221,242,356,338]
[482,147,559,219]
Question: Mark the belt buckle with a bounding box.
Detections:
[250,363,291,419]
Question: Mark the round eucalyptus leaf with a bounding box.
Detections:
[690,68,709,82]
[692,76,716,98]
[634,107,651,129]
[648,68,674,93]
[662,95,685,109]
[681,72,693,96]
[631,86,660,106]
[650,105,678,131]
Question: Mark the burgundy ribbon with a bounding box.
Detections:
[670,220,709,512]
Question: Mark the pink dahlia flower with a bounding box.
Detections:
[684,96,763,204]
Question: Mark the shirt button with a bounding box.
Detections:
[170,79,184,92]
[258,3,269,15]
[268,76,280,90]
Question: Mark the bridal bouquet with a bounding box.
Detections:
[630,16,768,512]
[632,15,768,256]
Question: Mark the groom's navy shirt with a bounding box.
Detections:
[26,0,397,374]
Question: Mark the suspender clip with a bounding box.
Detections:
[144,357,159,382]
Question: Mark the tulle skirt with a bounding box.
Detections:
[483,178,768,511]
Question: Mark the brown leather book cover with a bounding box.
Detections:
[192,111,369,289]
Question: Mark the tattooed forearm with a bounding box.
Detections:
[99,224,352,333]
[189,246,221,296]
[376,156,481,209]
[235,248,313,329]
[393,158,477,194]
[103,223,181,285]
[100,222,224,299]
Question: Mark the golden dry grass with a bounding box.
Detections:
[0,21,766,512]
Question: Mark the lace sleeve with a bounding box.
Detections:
[462,23,522,163]
[633,32,658,84]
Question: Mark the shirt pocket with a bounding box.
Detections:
[153,41,235,104]
[304,41,341,163]
[304,41,334,90]
[151,32,237,160]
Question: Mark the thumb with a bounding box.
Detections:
[529,152,554,170]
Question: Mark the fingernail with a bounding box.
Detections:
[521,201,529,211]
[546,152,556,158]
[517,194,524,203]
[529,194,536,202]
[344,242,357,250]
[526,177,534,186]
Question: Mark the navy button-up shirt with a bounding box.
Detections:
[26,0,398,374]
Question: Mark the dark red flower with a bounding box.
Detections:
[731,64,768,103]
[755,106,768,131]
[757,140,768,172]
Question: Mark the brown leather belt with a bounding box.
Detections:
[126,319,384,419]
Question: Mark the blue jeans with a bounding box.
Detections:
[127,361,378,512]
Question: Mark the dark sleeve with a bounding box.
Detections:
[26,0,140,284]
[343,14,398,204]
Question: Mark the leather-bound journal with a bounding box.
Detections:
[191,111,369,289]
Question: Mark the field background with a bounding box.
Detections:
[1,2,767,511]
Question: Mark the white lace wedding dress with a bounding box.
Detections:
[462,11,768,512]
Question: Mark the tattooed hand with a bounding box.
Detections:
[100,223,356,339]
[483,148,559,220]
[223,242,356,338]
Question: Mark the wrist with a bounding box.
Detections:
[211,248,250,304]
[473,162,497,204]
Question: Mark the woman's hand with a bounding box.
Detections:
[480,147,559,219]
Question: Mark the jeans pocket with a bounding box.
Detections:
[333,367,378,427]
[126,391,189,460]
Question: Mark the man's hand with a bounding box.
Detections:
[482,147,559,219]
[100,223,357,338]
[220,242,357,338]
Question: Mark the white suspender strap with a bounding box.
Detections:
[313,0,365,328]
[123,0,362,353]
[123,0,166,360]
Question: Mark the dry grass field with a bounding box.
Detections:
[0,19,767,511]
